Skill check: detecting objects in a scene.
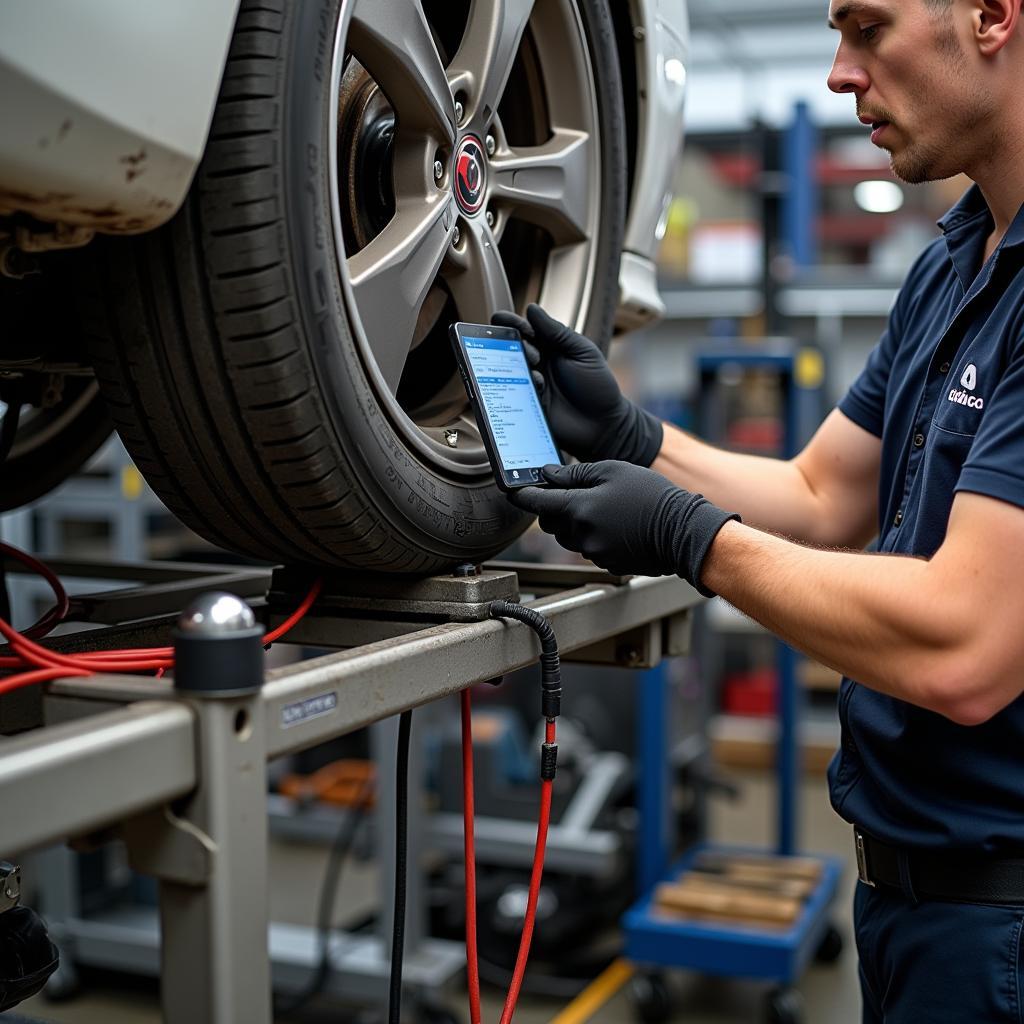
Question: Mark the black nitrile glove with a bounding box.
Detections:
[510,462,740,596]
[0,906,59,1011]
[491,304,664,466]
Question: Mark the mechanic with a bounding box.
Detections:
[495,0,1024,1019]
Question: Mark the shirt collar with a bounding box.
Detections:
[938,184,1024,250]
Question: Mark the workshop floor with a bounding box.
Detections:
[19,772,861,1024]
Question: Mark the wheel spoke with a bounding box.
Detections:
[490,130,590,246]
[449,0,535,127]
[445,218,513,323]
[350,0,455,143]
[348,196,456,394]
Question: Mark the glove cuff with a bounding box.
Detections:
[590,404,664,467]
[660,491,740,597]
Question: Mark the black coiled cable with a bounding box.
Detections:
[488,600,562,723]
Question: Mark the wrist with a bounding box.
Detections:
[698,519,746,596]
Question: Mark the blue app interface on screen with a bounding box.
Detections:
[463,336,559,473]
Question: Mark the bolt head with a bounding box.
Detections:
[455,100,465,124]
[433,159,444,181]
[486,210,495,228]
[486,134,496,156]
[177,593,256,636]
[445,429,459,448]
[452,225,461,246]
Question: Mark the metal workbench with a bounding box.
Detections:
[0,557,702,1024]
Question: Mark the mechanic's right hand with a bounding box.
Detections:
[491,304,663,467]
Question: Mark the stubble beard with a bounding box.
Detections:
[888,139,947,185]
[878,15,977,185]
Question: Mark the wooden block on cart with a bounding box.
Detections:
[654,880,803,927]
[693,851,824,883]
[684,869,818,901]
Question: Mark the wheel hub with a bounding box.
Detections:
[453,135,487,216]
[337,61,396,250]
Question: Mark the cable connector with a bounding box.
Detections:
[540,742,558,782]
[489,600,561,720]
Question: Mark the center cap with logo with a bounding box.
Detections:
[454,135,487,216]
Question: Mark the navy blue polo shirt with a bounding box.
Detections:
[829,185,1024,854]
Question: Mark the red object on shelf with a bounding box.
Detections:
[726,417,782,454]
[722,668,778,717]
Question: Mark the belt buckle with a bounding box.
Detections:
[855,829,876,887]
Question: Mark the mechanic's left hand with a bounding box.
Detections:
[509,462,740,594]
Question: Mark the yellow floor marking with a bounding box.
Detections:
[548,958,635,1024]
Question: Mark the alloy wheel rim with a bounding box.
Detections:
[329,0,601,475]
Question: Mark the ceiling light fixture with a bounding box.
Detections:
[854,180,905,214]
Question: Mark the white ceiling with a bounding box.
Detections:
[682,0,860,132]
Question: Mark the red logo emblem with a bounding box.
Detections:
[454,136,486,215]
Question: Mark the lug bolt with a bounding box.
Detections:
[433,159,444,182]
[452,225,461,246]
[486,210,495,229]
[486,134,496,156]
[445,429,459,448]
[455,100,465,124]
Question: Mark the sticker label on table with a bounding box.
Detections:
[281,692,338,727]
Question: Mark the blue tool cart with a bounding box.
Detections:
[622,346,843,1024]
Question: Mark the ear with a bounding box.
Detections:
[970,0,1020,56]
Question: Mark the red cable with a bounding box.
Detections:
[0,541,70,639]
[0,543,321,694]
[461,692,555,1024]
[0,665,91,696]
[498,719,555,1024]
[461,688,482,1024]
[263,578,322,644]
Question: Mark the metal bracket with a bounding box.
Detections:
[120,806,214,887]
[0,861,21,913]
[268,565,520,647]
[566,609,693,668]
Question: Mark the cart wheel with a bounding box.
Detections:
[814,924,844,965]
[630,971,672,1024]
[765,987,804,1024]
[43,956,80,1002]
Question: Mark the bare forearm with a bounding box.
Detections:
[651,424,828,544]
[701,522,991,724]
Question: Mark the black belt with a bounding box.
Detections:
[855,829,1024,905]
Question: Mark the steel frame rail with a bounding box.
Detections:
[0,561,701,1024]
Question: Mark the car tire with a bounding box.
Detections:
[76,0,627,572]
[0,380,112,513]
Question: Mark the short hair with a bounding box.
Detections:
[924,0,953,9]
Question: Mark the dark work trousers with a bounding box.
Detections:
[854,880,1024,1022]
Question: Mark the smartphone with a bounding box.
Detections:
[449,321,562,491]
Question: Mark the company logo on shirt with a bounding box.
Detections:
[947,363,984,410]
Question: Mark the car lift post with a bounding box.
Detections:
[124,594,272,1024]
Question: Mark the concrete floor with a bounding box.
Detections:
[18,772,862,1024]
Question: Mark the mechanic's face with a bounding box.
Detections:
[827,0,992,183]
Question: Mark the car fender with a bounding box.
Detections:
[0,0,240,234]
[617,0,689,330]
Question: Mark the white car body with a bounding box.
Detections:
[0,0,687,320]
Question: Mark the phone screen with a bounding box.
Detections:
[458,332,560,485]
